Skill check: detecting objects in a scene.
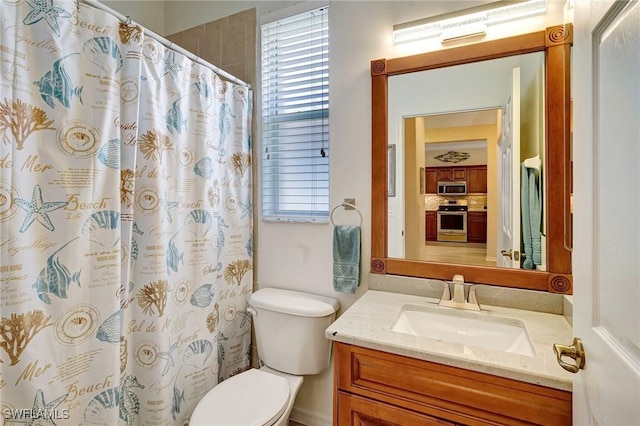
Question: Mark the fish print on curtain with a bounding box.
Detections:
[0,1,253,425]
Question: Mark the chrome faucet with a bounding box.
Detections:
[439,274,481,311]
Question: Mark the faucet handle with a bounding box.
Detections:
[441,281,451,300]
[467,285,481,310]
[468,285,478,304]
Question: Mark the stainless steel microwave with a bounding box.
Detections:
[437,181,467,195]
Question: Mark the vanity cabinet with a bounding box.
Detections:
[467,211,487,243]
[467,165,488,194]
[425,211,437,241]
[333,342,572,426]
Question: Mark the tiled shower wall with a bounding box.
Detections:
[166,8,257,86]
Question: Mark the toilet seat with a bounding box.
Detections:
[190,369,290,426]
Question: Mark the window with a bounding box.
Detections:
[261,7,329,222]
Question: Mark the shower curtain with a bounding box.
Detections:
[0,1,253,425]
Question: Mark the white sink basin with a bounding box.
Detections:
[390,304,536,357]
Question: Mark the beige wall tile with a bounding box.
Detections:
[221,25,247,67]
[228,9,250,28]
[199,27,223,65]
[166,32,183,46]
[205,18,226,35]
[178,28,200,56]
[222,63,246,84]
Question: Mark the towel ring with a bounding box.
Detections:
[330,203,363,226]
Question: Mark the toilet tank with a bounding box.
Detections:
[249,288,339,375]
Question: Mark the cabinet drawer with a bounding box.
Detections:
[335,343,571,426]
[338,391,455,426]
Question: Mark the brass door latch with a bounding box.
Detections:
[553,337,586,373]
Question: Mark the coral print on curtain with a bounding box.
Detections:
[0,1,253,425]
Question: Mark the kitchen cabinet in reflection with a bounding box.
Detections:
[468,211,488,243]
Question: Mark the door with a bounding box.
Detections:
[497,67,521,268]
[572,1,640,424]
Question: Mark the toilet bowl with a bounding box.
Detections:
[190,288,339,426]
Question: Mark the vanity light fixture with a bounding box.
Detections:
[440,23,488,43]
[392,0,547,44]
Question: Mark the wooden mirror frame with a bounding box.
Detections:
[370,25,573,293]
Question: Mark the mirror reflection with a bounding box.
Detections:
[388,51,546,271]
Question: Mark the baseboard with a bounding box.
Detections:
[289,406,332,426]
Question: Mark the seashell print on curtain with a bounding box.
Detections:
[0,1,253,424]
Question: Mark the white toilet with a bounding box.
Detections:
[191,287,340,426]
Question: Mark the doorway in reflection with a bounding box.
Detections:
[406,109,500,266]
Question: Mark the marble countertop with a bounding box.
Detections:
[326,290,574,391]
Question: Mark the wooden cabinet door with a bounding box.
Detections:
[425,169,438,193]
[337,392,454,426]
[435,167,468,182]
[467,166,488,193]
[436,168,452,182]
[467,212,487,243]
[425,211,437,241]
[452,167,466,181]
[335,343,572,426]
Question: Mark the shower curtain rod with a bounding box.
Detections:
[81,0,251,88]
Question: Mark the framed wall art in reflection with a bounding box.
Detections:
[388,144,396,197]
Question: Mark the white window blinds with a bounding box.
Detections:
[261,7,329,222]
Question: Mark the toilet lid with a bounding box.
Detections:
[191,369,290,426]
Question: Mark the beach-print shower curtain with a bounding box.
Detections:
[0,1,253,424]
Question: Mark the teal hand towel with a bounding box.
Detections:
[333,225,361,294]
[521,164,542,269]
[529,167,542,267]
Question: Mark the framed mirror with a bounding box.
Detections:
[371,26,573,293]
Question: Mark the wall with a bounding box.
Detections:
[102,1,165,34]
[164,1,295,35]
[426,124,496,144]
[98,1,566,425]
[403,117,419,260]
[521,57,546,162]
[489,110,501,261]
[414,117,427,259]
